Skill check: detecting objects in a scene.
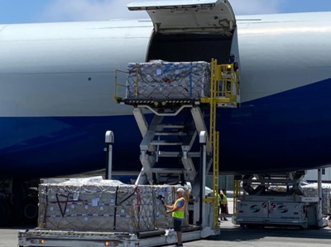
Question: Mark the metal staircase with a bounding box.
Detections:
[133,110,199,185]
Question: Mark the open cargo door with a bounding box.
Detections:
[127,0,240,74]
[127,0,236,35]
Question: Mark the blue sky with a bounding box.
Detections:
[1,0,331,24]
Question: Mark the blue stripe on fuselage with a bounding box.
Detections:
[1,78,331,178]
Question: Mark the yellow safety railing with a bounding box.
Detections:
[201,62,240,106]
[114,69,128,103]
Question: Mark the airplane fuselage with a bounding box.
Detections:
[0,11,331,177]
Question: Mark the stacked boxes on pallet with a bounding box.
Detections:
[38,178,189,232]
[125,60,211,100]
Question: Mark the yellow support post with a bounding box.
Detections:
[212,132,219,229]
[233,179,240,217]
[209,59,219,230]
[113,69,128,103]
[194,59,240,229]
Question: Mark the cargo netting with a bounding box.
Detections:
[125,60,211,100]
[38,178,189,232]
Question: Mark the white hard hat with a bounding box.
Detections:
[176,188,185,193]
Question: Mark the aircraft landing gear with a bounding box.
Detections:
[0,198,12,227]
[23,198,38,223]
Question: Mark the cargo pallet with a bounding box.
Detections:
[19,227,205,247]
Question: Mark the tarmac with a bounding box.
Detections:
[1,198,331,247]
[3,219,331,247]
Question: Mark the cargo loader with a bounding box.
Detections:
[18,55,240,246]
[232,171,330,229]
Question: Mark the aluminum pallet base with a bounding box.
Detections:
[18,227,219,247]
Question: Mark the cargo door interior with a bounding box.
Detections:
[128,0,237,63]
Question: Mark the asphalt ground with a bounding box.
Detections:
[2,220,331,247]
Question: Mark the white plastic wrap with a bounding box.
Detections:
[38,179,189,232]
[125,60,210,100]
[302,185,331,214]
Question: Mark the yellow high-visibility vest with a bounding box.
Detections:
[172,197,186,219]
[221,194,227,205]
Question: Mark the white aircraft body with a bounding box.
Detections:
[0,0,330,180]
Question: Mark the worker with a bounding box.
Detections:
[165,188,187,247]
[229,54,239,72]
[229,54,235,64]
[220,189,228,221]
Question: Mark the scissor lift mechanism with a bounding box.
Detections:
[115,58,240,231]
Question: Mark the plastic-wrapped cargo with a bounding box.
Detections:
[126,60,210,100]
[302,185,331,214]
[38,179,189,232]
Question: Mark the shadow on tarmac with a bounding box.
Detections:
[1,223,36,230]
[209,223,331,242]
